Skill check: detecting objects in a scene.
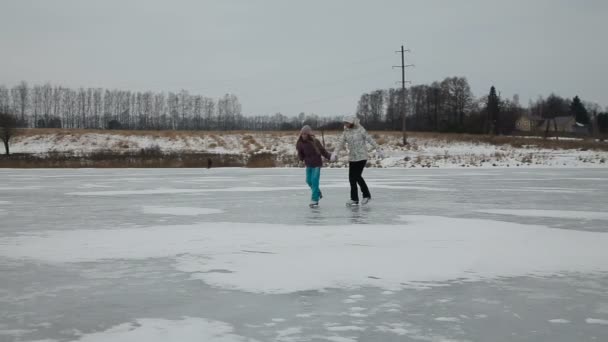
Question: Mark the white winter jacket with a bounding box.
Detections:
[334,122,380,162]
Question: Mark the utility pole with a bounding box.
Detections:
[393,45,414,145]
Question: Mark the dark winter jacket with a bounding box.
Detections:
[296,136,331,168]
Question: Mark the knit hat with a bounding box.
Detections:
[300,125,313,135]
[342,115,356,124]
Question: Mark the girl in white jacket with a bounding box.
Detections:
[331,116,384,206]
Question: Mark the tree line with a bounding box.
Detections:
[355,77,608,136]
[0,82,346,132]
[1,80,607,136]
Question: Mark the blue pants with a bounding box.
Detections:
[305,167,321,202]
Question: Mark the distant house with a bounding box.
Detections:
[516,114,581,134]
[551,116,577,133]
[573,121,590,135]
[516,114,544,132]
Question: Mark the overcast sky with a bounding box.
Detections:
[1,0,606,116]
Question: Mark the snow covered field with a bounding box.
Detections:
[1,168,608,342]
[10,131,608,168]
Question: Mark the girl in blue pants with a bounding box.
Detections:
[296,125,331,207]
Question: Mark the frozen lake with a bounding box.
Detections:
[1,167,608,342]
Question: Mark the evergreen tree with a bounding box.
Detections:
[486,86,500,134]
[570,95,589,125]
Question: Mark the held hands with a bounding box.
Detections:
[330,153,338,162]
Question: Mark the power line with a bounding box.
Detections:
[393,44,414,145]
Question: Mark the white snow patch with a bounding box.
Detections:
[376,323,409,336]
[318,336,357,342]
[477,209,608,220]
[50,317,257,342]
[435,317,460,322]
[271,318,286,323]
[78,184,111,189]
[3,216,608,294]
[0,186,42,190]
[548,319,570,324]
[326,326,366,332]
[586,318,608,325]
[347,313,368,318]
[0,329,35,336]
[295,313,313,318]
[473,298,501,305]
[275,327,302,341]
[10,131,608,168]
[142,206,223,216]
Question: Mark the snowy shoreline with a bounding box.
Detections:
[8,130,608,168]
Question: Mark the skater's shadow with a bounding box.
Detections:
[348,205,372,224]
[303,204,373,225]
[305,207,325,225]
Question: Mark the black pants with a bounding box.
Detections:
[349,160,370,202]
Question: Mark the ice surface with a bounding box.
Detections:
[1,168,608,342]
[476,209,608,220]
[548,319,570,324]
[142,206,224,216]
[586,318,608,325]
[29,318,258,342]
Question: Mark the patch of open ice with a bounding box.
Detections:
[369,184,451,192]
[142,206,223,216]
[67,189,206,196]
[68,186,307,196]
[596,303,608,314]
[477,209,608,220]
[2,216,608,294]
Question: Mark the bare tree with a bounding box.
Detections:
[0,111,18,155]
[0,86,9,112]
[31,85,42,127]
[356,93,371,126]
[369,89,385,129]
[11,81,29,127]
[203,97,215,130]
